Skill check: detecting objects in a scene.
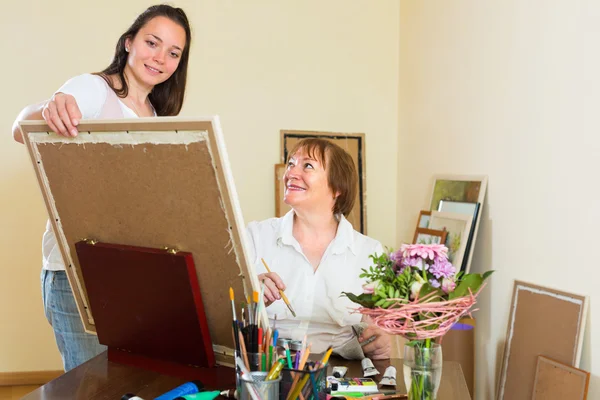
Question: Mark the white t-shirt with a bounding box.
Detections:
[42,73,148,271]
[246,210,384,353]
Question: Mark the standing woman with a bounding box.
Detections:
[11,4,192,371]
[247,139,392,359]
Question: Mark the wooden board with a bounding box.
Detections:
[532,356,590,400]
[19,117,263,366]
[280,130,366,233]
[496,281,588,400]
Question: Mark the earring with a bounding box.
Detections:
[126,47,129,53]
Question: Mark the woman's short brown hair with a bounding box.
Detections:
[287,138,357,217]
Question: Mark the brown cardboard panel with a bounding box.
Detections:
[532,356,590,400]
[442,318,475,397]
[20,119,258,364]
[280,130,366,233]
[497,281,587,400]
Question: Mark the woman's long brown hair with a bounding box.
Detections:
[94,4,192,116]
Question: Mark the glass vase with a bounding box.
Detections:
[403,341,443,400]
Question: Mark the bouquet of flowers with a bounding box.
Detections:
[342,243,492,400]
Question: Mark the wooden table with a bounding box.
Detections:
[23,352,471,399]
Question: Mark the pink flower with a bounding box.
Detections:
[441,278,456,294]
[400,244,448,261]
[429,258,456,279]
[402,256,426,271]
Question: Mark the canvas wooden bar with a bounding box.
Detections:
[19,117,265,368]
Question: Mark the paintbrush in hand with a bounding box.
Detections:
[261,258,296,317]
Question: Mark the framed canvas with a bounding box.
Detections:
[416,210,431,229]
[532,356,590,400]
[428,175,486,271]
[428,175,487,211]
[497,281,588,400]
[280,130,366,233]
[438,201,480,272]
[413,227,448,245]
[429,211,473,272]
[19,117,264,366]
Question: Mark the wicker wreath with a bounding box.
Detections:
[355,287,483,340]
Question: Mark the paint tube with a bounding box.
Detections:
[361,357,379,377]
[332,366,348,378]
[379,366,397,386]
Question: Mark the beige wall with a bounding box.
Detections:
[10,1,595,397]
[0,1,399,372]
[399,1,598,398]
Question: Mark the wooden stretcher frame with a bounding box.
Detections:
[19,117,265,366]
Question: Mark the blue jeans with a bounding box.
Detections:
[41,269,106,371]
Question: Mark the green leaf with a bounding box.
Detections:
[449,273,483,300]
[341,292,377,308]
[483,270,495,280]
[418,283,443,302]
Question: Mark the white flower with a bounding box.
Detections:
[410,281,423,300]
[363,280,380,294]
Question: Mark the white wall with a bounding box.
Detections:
[0,1,399,372]
[398,1,598,398]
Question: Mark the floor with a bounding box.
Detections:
[0,385,40,400]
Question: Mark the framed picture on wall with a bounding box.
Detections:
[429,211,473,272]
[280,130,366,233]
[438,201,480,272]
[413,227,448,246]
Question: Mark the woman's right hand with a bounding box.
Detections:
[258,272,286,307]
[42,93,82,137]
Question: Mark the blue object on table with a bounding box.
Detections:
[451,322,474,331]
[154,381,204,400]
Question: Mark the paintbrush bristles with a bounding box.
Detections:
[229,287,237,321]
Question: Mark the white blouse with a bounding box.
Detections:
[246,210,384,353]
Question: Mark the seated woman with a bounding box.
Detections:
[246,138,391,359]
